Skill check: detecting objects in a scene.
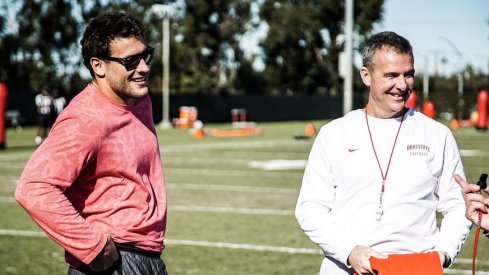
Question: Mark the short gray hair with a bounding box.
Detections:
[362,31,413,70]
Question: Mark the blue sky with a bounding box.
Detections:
[373,0,489,75]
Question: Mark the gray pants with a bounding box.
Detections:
[67,246,168,275]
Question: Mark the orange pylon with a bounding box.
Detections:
[193,128,205,139]
[450,119,460,130]
[305,123,317,136]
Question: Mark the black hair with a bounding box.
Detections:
[80,12,145,77]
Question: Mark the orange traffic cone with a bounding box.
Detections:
[450,119,460,130]
[193,128,205,139]
[305,123,317,136]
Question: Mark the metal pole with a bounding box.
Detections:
[160,16,171,128]
[439,36,464,118]
[423,55,429,101]
[458,71,464,118]
[343,0,354,115]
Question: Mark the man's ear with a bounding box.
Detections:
[90,57,106,78]
[360,66,371,87]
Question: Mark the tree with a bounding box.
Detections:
[5,0,80,93]
[0,0,18,83]
[170,0,253,95]
[0,0,256,96]
[0,0,386,97]
[259,0,384,95]
[0,0,163,94]
[421,65,489,118]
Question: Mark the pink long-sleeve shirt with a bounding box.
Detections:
[15,84,167,267]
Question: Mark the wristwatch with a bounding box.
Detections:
[442,252,451,268]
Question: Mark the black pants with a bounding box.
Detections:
[67,245,168,275]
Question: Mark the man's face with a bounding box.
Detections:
[360,46,415,118]
[101,37,151,105]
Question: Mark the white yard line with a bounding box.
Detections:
[169,205,291,216]
[215,151,308,158]
[1,197,292,216]
[0,162,27,169]
[249,159,307,170]
[0,152,32,160]
[0,177,300,193]
[159,140,297,153]
[164,239,320,254]
[0,228,318,255]
[167,168,299,178]
[460,149,488,157]
[0,175,19,183]
[0,197,15,203]
[163,157,249,165]
[165,157,308,171]
[167,182,296,193]
[0,229,46,237]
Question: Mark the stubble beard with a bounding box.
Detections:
[112,79,149,103]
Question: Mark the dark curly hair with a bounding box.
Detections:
[362,31,413,71]
[81,12,146,77]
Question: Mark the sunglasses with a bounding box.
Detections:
[101,46,154,71]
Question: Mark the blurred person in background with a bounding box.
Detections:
[16,11,168,275]
[51,88,67,121]
[34,88,53,145]
[295,31,470,275]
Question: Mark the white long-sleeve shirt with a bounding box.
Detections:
[295,109,471,274]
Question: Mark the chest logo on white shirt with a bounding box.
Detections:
[406,144,430,156]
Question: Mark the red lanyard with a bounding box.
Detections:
[472,212,483,275]
[365,107,406,221]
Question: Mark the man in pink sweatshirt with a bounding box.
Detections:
[15,12,168,274]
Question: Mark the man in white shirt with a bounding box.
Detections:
[295,31,471,275]
[34,89,53,145]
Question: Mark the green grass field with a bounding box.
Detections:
[1,120,489,275]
